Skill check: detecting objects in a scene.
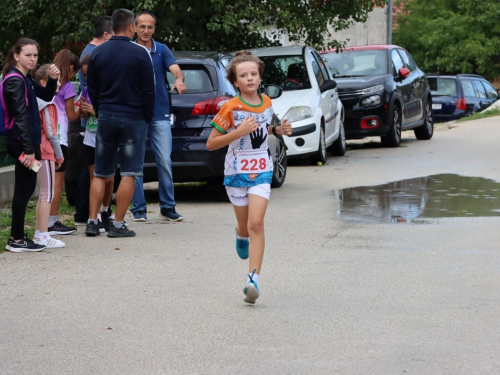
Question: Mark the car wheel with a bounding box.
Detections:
[414,97,434,140]
[329,115,346,156]
[310,125,327,165]
[381,105,401,147]
[271,136,287,188]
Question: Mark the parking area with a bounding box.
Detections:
[2,116,500,374]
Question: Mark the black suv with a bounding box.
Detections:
[321,45,433,147]
[427,74,499,123]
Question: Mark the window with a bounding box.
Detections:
[322,49,387,77]
[260,55,312,91]
[167,65,213,94]
[391,49,404,77]
[398,49,417,72]
[461,79,476,97]
[481,80,499,100]
[428,78,457,96]
[472,80,487,99]
[310,51,328,87]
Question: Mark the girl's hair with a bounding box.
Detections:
[32,64,51,84]
[226,50,264,85]
[80,54,91,67]
[2,37,39,77]
[53,49,80,85]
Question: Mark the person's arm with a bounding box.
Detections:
[168,64,186,94]
[206,115,258,151]
[268,118,292,136]
[33,64,60,101]
[3,77,33,154]
[87,59,99,117]
[64,95,81,122]
[43,106,64,164]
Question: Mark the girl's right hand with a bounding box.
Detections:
[238,116,258,136]
[21,153,35,169]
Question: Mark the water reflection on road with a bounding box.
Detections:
[336,174,500,223]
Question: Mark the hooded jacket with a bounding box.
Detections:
[37,98,64,163]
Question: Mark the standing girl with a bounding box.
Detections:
[48,49,80,235]
[32,64,65,248]
[206,51,292,304]
[2,38,60,252]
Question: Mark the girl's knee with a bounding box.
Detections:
[247,218,264,234]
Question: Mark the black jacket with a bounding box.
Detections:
[3,67,57,154]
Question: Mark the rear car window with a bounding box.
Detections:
[472,80,487,98]
[259,55,312,91]
[428,78,457,96]
[481,80,499,100]
[167,65,213,93]
[323,49,387,77]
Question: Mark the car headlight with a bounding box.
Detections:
[361,85,384,94]
[283,106,313,123]
[361,95,382,107]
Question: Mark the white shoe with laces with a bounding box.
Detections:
[34,236,65,249]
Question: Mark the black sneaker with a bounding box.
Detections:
[6,236,45,252]
[100,210,111,231]
[159,207,183,222]
[48,221,77,235]
[85,221,100,236]
[98,220,106,233]
[107,224,136,238]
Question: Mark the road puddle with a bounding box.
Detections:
[336,174,500,223]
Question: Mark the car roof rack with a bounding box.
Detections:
[457,74,483,78]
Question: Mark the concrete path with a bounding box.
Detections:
[1,117,500,374]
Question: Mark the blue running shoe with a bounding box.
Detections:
[243,269,259,304]
[235,230,249,259]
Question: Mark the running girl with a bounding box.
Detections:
[206,50,292,304]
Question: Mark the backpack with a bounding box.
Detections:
[0,73,28,135]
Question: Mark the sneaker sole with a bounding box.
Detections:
[85,231,100,237]
[133,217,147,222]
[48,230,77,235]
[159,214,183,222]
[6,246,45,252]
[107,231,136,238]
[243,285,259,304]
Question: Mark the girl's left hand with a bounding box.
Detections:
[279,119,293,136]
[48,64,60,79]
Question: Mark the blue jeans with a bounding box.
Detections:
[94,114,148,178]
[131,119,176,213]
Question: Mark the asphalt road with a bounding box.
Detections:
[1,117,500,374]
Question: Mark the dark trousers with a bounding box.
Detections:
[7,138,40,240]
[74,166,90,222]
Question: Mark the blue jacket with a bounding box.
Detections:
[87,36,155,123]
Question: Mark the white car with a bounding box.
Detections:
[249,46,346,164]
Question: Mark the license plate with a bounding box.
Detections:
[432,104,442,110]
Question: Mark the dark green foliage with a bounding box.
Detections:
[0,0,385,64]
[393,0,500,80]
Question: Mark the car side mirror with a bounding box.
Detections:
[266,84,283,99]
[399,68,410,78]
[320,79,337,93]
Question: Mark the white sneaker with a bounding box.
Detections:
[34,236,65,249]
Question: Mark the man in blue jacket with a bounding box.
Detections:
[86,8,155,238]
[130,11,186,223]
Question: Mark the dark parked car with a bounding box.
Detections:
[321,45,433,147]
[427,74,499,122]
[66,52,287,205]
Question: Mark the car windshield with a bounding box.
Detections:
[259,55,312,91]
[167,66,214,93]
[428,78,458,96]
[322,49,387,77]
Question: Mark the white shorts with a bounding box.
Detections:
[226,184,271,206]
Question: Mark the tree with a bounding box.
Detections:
[393,0,500,80]
[0,0,385,64]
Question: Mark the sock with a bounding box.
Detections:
[87,219,98,225]
[101,205,109,213]
[236,230,248,240]
[48,215,58,227]
[247,272,259,285]
[35,230,40,238]
[113,220,123,228]
[40,232,49,239]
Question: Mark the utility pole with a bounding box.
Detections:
[387,0,393,44]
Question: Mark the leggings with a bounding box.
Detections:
[7,138,40,240]
[37,160,55,203]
